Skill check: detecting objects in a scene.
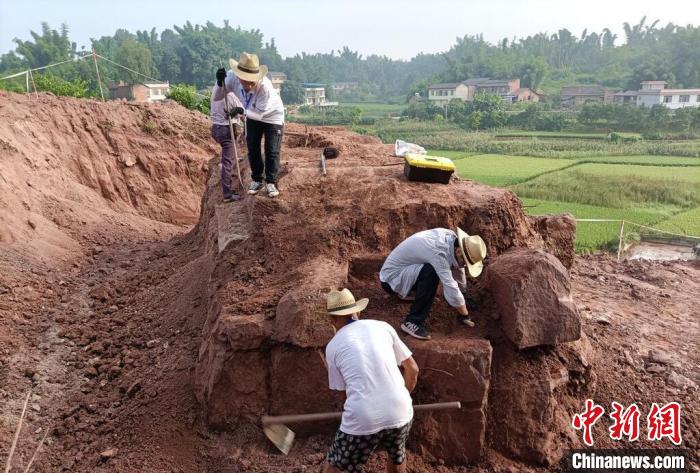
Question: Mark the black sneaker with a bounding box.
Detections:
[401,322,431,340]
[458,315,475,327]
[248,181,264,195]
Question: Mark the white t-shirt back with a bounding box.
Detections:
[325,319,414,435]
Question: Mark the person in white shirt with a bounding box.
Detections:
[323,288,419,473]
[214,52,285,198]
[210,89,244,202]
[379,228,487,340]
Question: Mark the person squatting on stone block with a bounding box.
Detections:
[380,227,487,340]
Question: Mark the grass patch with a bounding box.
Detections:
[654,207,700,236]
[513,164,700,210]
[426,149,479,160]
[370,120,700,157]
[454,154,576,186]
[521,198,667,252]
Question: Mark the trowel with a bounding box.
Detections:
[262,401,461,455]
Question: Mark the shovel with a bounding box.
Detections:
[262,401,461,455]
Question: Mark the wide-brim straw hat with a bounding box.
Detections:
[456,227,487,278]
[327,288,369,316]
[229,52,268,82]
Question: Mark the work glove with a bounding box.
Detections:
[216,68,226,86]
[227,106,244,119]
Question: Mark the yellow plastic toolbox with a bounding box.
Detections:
[403,153,455,184]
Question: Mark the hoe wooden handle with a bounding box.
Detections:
[261,401,461,425]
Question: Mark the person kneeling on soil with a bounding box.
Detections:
[324,288,419,473]
[379,227,487,340]
[213,52,285,198]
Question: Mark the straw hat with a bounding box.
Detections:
[326,289,369,316]
[229,52,268,82]
[456,227,487,277]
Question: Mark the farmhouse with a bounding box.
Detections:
[560,85,616,106]
[267,71,287,91]
[108,81,170,103]
[301,83,338,107]
[634,81,700,109]
[428,78,539,107]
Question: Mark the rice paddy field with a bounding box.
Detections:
[424,147,700,252]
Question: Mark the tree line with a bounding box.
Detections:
[1,18,698,101]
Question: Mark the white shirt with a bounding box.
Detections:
[379,228,467,308]
[325,319,414,435]
[213,73,284,125]
[210,88,243,126]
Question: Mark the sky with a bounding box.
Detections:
[1,0,699,60]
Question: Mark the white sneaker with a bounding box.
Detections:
[248,181,263,195]
[266,183,279,198]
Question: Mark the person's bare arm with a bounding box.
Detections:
[400,356,419,393]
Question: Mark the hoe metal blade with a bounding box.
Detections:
[264,423,295,455]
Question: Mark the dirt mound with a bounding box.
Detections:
[0,91,215,263]
[192,122,584,466]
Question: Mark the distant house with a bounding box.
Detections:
[332,81,360,93]
[614,90,638,104]
[428,78,538,107]
[267,72,286,91]
[301,83,338,107]
[634,81,700,109]
[108,81,169,103]
[560,85,616,106]
[428,83,471,106]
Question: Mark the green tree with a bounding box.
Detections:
[167,83,198,109]
[280,80,304,104]
[113,38,154,82]
[518,56,548,90]
[13,23,72,68]
[466,93,507,129]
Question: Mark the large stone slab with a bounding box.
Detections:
[272,257,348,348]
[487,248,580,349]
[488,335,595,465]
[406,338,492,465]
[268,345,345,435]
[206,351,268,428]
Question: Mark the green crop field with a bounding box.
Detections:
[453,154,575,186]
[513,164,700,211]
[654,207,700,236]
[521,198,668,252]
[431,147,699,252]
[339,102,404,118]
[496,130,641,140]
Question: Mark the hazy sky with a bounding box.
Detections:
[1,0,699,60]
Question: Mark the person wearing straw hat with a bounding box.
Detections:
[213,52,284,198]
[379,227,487,340]
[324,288,419,473]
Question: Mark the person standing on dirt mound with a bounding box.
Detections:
[324,288,419,473]
[379,227,487,340]
[210,88,245,202]
[214,52,285,198]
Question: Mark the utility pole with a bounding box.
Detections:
[92,49,105,101]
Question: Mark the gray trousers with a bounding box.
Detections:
[211,124,237,198]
